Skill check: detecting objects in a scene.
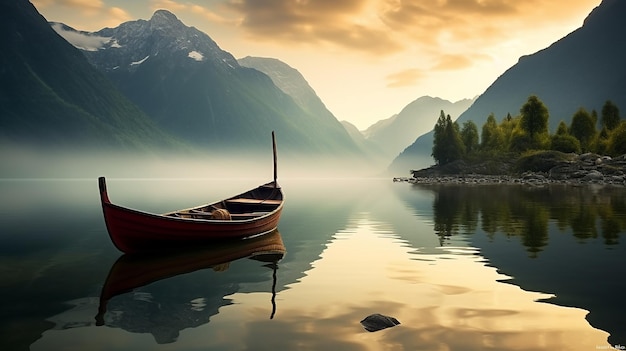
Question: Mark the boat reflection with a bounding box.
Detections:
[95,229,286,343]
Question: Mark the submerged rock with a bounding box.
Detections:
[360,313,400,332]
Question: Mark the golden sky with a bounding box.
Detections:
[32,0,602,129]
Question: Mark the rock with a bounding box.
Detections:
[583,170,604,181]
[548,163,578,180]
[360,313,400,332]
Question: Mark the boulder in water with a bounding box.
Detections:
[360,313,400,332]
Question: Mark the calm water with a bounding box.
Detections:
[1,178,625,350]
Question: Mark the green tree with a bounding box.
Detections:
[500,114,520,147]
[460,120,479,154]
[601,100,621,131]
[570,107,597,152]
[432,110,448,164]
[551,120,581,153]
[509,128,533,152]
[519,95,549,139]
[596,125,611,155]
[481,113,504,151]
[608,121,626,156]
[556,120,569,135]
[444,115,466,163]
[432,111,465,164]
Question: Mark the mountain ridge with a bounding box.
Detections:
[56,10,362,156]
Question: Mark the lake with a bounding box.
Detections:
[1,177,625,350]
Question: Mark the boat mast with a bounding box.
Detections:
[272,131,278,186]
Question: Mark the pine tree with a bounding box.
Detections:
[520,95,549,139]
[570,107,597,152]
[601,100,621,131]
[460,120,479,154]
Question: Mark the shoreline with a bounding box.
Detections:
[394,173,626,186]
[395,152,626,187]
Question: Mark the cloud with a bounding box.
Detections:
[386,52,491,88]
[31,0,102,10]
[107,7,132,24]
[151,0,188,13]
[219,0,599,58]
[51,23,111,51]
[150,1,238,26]
[34,0,104,12]
[32,0,129,29]
[224,0,404,55]
[386,69,425,88]
[433,54,489,71]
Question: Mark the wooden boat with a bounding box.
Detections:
[98,132,284,254]
[95,229,286,326]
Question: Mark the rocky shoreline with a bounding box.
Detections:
[395,152,626,186]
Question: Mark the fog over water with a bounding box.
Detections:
[0,145,400,180]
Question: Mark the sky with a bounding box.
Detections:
[32,0,602,130]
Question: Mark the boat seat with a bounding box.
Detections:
[230,212,270,217]
[226,198,282,205]
[176,210,271,219]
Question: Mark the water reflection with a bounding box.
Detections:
[397,183,626,345]
[2,179,622,350]
[94,230,285,343]
[229,217,609,350]
[414,184,626,255]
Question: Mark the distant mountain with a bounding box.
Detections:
[237,56,362,154]
[363,96,473,159]
[339,120,388,163]
[390,0,626,174]
[0,0,178,150]
[56,11,361,155]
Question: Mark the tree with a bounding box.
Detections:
[481,113,504,151]
[445,115,466,162]
[519,95,549,139]
[432,111,465,164]
[556,120,569,135]
[570,107,597,152]
[509,128,533,152]
[432,110,448,164]
[608,121,626,156]
[550,120,581,153]
[460,120,479,154]
[601,100,621,131]
[500,114,520,147]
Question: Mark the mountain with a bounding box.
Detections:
[55,11,361,155]
[237,56,362,154]
[389,0,626,174]
[0,0,178,150]
[363,96,473,159]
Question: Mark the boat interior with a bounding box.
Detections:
[166,184,282,220]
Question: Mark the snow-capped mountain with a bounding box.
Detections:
[1,0,178,150]
[53,10,361,155]
[54,10,238,73]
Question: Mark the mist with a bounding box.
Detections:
[0,145,395,180]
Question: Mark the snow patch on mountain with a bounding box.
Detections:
[188,51,204,61]
[130,56,150,66]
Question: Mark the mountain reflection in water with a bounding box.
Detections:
[402,183,626,345]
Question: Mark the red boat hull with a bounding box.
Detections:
[99,178,283,253]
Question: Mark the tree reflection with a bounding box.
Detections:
[421,184,626,257]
